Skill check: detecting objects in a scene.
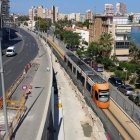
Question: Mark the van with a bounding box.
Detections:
[6,46,16,56]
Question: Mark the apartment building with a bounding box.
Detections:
[58,13,67,20]
[133,13,140,23]
[75,13,81,22]
[74,27,89,44]
[52,5,59,23]
[89,15,113,42]
[37,5,44,18]
[86,9,93,22]
[68,13,75,21]
[109,16,131,61]
[80,14,86,23]
[113,16,129,24]
[116,2,126,16]
[104,4,114,16]
[29,6,37,20]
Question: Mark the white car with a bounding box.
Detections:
[6,46,16,56]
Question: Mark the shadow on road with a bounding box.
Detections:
[1,28,22,50]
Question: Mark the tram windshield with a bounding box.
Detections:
[99,91,110,102]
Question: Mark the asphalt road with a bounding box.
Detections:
[0,28,38,96]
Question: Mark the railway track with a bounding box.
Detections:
[45,34,140,139]
[103,99,140,140]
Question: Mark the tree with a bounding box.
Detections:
[24,22,28,26]
[86,42,100,60]
[129,41,139,60]
[128,15,134,23]
[99,32,113,57]
[62,31,81,46]
[17,15,29,22]
[35,18,48,32]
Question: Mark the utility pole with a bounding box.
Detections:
[0,0,9,134]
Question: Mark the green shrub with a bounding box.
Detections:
[129,77,136,85]
[114,70,126,81]
[108,66,116,72]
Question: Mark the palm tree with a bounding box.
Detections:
[99,32,113,57]
[129,42,139,60]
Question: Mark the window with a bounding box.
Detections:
[95,91,98,100]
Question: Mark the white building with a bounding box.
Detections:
[133,13,140,23]
[68,13,76,21]
[58,13,67,20]
[104,4,114,16]
[74,27,89,47]
[75,13,81,22]
[113,16,129,24]
[116,2,126,16]
[109,16,131,61]
[29,6,37,20]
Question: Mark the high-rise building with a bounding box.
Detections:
[46,8,53,19]
[29,6,37,20]
[1,0,9,21]
[75,13,81,22]
[86,9,93,22]
[89,15,113,42]
[58,13,67,20]
[52,6,59,23]
[37,5,44,18]
[68,13,75,21]
[116,2,126,15]
[104,4,114,16]
[80,14,86,23]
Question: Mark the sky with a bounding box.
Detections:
[10,0,140,15]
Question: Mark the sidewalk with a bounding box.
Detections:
[12,33,53,140]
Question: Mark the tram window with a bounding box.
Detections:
[95,91,98,100]
[73,67,76,74]
[86,82,91,92]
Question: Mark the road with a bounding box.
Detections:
[0,28,38,96]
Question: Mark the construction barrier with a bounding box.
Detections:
[24,63,32,73]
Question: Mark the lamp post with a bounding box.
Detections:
[123,68,127,84]
[0,0,9,134]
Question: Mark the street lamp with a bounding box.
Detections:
[0,0,9,134]
[123,68,128,84]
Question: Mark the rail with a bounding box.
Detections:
[41,32,140,139]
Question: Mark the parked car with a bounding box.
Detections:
[108,77,123,87]
[135,78,140,88]
[128,93,140,106]
[117,84,134,96]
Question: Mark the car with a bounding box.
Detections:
[6,46,16,57]
[135,78,140,88]
[117,84,134,96]
[108,76,123,87]
[128,93,140,106]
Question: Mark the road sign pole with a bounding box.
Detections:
[0,32,9,134]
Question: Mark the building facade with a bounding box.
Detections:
[29,6,37,20]
[133,13,140,23]
[109,16,131,61]
[86,9,93,22]
[110,24,131,61]
[89,15,113,42]
[37,5,44,18]
[113,16,129,24]
[52,6,59,23]
[104,4,114,16]
[116,2,126,16]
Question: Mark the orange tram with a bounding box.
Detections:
[64,52,110,109]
